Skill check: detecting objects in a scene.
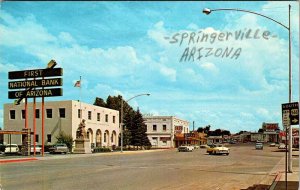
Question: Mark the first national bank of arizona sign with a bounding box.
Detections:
[8,67,63,99]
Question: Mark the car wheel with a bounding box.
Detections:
[226,153,229,156]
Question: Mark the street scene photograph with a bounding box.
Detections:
[0,1,299,190]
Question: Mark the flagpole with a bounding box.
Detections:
[80,76,82,121]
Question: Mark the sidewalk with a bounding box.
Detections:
[269,151,299,190]
[0,148,170,163]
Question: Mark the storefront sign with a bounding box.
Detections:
[8,68,63,79]
[8,78,63,89]
[263,123,279,132]
[282,102,299,125]
[8,88,63,99]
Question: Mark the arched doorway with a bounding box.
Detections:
[96,129,102,147]
[111,130,117,146]
[104,130,110,147]
[87,128,94,148]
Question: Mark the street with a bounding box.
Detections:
[0,144,298,190]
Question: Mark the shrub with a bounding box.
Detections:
[93,147,111,153]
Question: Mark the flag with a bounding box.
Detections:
[74,80,81,87]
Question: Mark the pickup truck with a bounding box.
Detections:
[178,144,194,152]
[49,143,69,154]
[207,144,229,155]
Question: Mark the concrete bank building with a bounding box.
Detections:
[144,116,190,148]
[3,100,120,148]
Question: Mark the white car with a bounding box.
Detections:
[178,144,194,152]
[31,145,42,154]
[5,144,19,154]
[278,143,286,149]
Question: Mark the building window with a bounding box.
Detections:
[46,109,52,118]
[78,109,81,119]
[36,109,40,119]
[47,134,51,143]
[104,133,107,142]
[153,125,157,131]
[59,108,65,118]
[97,113,100,121]
[35,135,39,143]
[113,116,115,123]
[22,110,26,119]
[88,111,92,120]
[163,125,167,131]
[10,110,15,119]
[105,114,108,122]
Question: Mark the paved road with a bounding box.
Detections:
[0,144,295,190]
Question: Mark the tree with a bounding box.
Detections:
[222,130,231,136]
[56,131,73,151]
[215,129,222,136]
[197,127,204,133]
[131,109,151,149]
[204,125,211,134]
[123,109,135,147]
[93,97,106,107]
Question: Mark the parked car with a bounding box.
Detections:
[30,145,42,154]
[255,142,263,150]
[5,144,20,154]
[269,143,276,147]
[49,143,69,154]
[207,144,230,155]
[229,140,236,144]
[278,143,286,149]
[178,144,194,152]
[192,145,200,149]
[200,144,209,149]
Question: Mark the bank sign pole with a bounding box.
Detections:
[281,102,299,187]
[8,60,63,156]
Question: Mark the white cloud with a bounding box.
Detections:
[0,12,56,47]
[199,62,219,74]
[147,21,170,47]
[58,32,75,44]
[256,108,270,118]
[0,62,19,73]
[159,65,176,82]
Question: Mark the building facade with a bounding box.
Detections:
[3,100,120,148]
[174,132,207,147]
[144,116,189,148]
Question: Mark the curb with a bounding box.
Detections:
[0,157,38,164]
[269,172,282,190]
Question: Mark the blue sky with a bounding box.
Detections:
[0,1,299,133]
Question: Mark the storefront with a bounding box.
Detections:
[174,132,206,147]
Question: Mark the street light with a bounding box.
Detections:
[120,93,150,152]
[203,4,293,177]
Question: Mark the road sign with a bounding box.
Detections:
[8,78,63,89]
[282,102,299,125]
[8,88,63,99]
[8,68,63,79]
